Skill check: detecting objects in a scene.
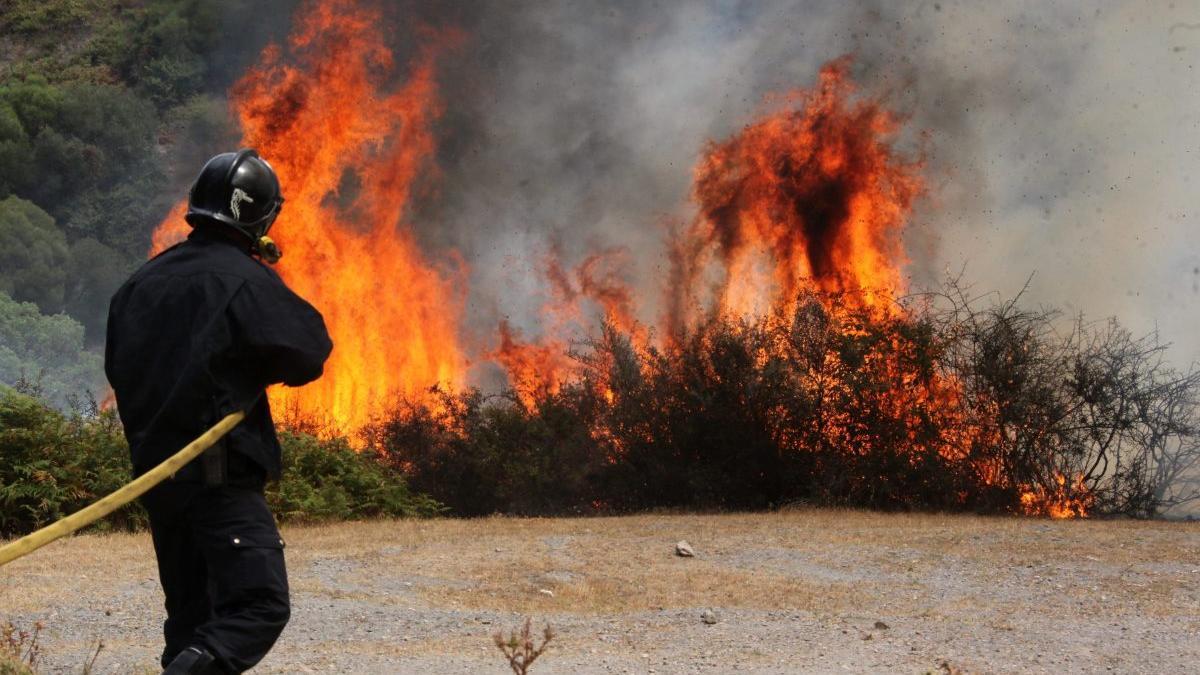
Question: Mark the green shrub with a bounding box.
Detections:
[0,389,440,537]
[0,388,142,536]
[269,431,443,522]
[0,0,100,34]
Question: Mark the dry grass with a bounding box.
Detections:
[255,509,1200,622]
[2,509,1197,673]
[0,533,156,613]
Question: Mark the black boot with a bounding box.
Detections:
[162,646,219,674]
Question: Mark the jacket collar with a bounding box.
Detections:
[188,224,254,254]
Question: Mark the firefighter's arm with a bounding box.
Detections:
[229,278,333,387]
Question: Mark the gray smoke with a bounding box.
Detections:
[388,1,1200,371]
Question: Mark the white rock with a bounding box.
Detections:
[701,609,718,625]
[675,540,695,557]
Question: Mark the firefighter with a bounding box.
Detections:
[105,149,332,674]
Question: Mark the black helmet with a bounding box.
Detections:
[186,149,284,241]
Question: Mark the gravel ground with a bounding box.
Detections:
[2,511,1198,674]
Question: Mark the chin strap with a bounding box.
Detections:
[255,236,282,264]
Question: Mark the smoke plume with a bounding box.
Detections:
[239,1,1200,380]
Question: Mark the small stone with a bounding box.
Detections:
[675,540,695,557]
[873,621,889,630]
[538,588,555,597]
[701,609,718,625]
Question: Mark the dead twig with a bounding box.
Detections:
[493,617,555,675]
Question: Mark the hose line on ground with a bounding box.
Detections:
[0,411,246,568]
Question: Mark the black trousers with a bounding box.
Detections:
[141,479,290,674]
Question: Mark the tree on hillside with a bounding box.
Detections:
[0,196,69,314]
[65,237,133,343]
[0,0,299,409]
[0,77,164,254]
[0,291,105,407]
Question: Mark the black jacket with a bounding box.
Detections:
[105,228,332,479]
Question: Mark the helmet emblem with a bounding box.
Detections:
[230,188,255,221]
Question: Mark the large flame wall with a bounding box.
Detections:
[152,0,466,432]
[144,0,1093,517]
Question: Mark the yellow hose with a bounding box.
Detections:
[0,411,246,568]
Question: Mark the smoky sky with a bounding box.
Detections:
[231,1,1200,369]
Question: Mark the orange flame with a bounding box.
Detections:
[671,56,922,328]
[151,0,467,434]
[496,57,929,412]
[487,244,640,405]
[661,58,1089,516]
[1021,473,1094,519]
[489,320,575,408]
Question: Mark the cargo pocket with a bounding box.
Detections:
[222,531,289,597]
[207,530,291,639]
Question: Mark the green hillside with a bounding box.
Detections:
[0,0,287,404]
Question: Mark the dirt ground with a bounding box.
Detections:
[2,510,1198,674]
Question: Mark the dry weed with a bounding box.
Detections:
[493,618,554,675]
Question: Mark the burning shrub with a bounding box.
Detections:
[938,282,1200,518]
[368,389,606,516]
[375,284,1200,519]
[583,294,994,513]
[584,317,804,510]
